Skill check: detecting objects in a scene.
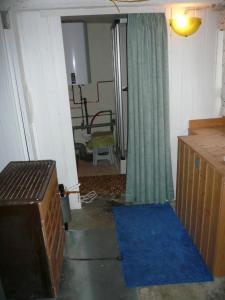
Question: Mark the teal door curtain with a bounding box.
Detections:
[126,13,174,204]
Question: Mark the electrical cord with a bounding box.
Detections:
[80,191,97,204]
[67,183,80,190]
[66,183,97,204]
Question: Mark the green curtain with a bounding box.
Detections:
[126,13,174,204]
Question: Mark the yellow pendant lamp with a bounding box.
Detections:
[170,14,202,37]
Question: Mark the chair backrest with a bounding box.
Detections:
[88,110,114,134]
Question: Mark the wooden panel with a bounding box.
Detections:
[176,140,184,218]
[177,124,225,277]
[180,144,190,225]
[200,165,215,260]
[189,127,225,136]
[190,153,201,238]
[179,135,225,176]
[48,197,64,295]
[39,168,58,220]
[38,168,64,296]
[213,181,225,276]
[50,222,65,294]
[184,149,195,232]
[189,117,225,136]
[194,159,206,249]
[0,205,52,299]
[189,117,225,130]
[207,173,222,270]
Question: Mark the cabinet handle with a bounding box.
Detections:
[195,158,200,169]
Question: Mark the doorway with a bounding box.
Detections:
[61,15,128,185]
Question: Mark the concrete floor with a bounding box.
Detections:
[70,196,116,230]
[70,197,225,300]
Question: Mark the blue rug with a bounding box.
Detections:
[113,203,213,287]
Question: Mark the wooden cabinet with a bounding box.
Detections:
[0,161,64,299]
[176,135,225,276]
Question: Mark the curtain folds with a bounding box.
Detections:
[126,13,174,204]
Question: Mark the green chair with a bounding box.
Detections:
[87,111,115,166]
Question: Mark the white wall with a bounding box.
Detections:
[167,9,221,187]
[16,11,80,208]
[0,21,27,170]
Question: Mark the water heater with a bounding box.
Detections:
[62,22,91,85]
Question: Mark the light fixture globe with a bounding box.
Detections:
[170,15,202,37]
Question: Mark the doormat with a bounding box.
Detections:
[113,203,213,287]
[79,175,126,197]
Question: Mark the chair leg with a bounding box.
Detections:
[93,149,97,166]
[109,146,114,165]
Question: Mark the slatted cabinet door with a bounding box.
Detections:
[213,180,225,276]
[180,144,190,224]
[206,173,222,273]
[176,139,184,218]
[200,165,215,260]
[190,152,201,238]
[176,141,199,233]
[194,159,207,250]
[176,137,225,276]
[184,149,195,232]
[38,168,65,296]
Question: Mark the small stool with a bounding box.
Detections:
[87,131,115,166]
[93,145,114,165]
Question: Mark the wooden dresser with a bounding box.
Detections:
[0,160,64,299]
[176,118,225,276]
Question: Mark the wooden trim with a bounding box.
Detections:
[175,140,183,217]
[189,117,225,130]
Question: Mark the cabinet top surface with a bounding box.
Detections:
[179,134,225,176]
[0,160,55,206]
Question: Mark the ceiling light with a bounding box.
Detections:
[170,14,202,37]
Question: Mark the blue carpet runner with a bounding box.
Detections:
[113,203,213,287]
